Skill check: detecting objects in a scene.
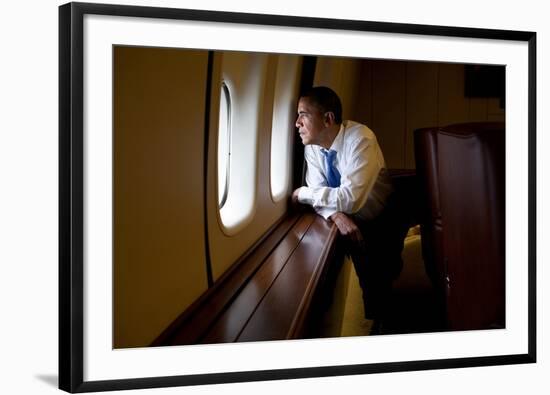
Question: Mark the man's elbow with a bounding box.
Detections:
[336,190,364,214]
[338,200,362,215]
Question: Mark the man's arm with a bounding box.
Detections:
[291,145,333,213]
[298,135,383,219]
[292,187,362,242]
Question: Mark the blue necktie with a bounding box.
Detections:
[322,149,341,187]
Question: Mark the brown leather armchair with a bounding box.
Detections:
[414,122,505,331]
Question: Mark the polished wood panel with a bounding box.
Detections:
[352,60,373,126]
[372,60,407,169]
[153,210,341,346]
[438,63,469,126]
[406,62,439,169]
[469,97,489,122]
[237,215,338,341]
[287,218,340,339]
[152,212,301,346]
[201,214,315,343]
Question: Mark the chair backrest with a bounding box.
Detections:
[414,122,505,331]
[414,128,443,287]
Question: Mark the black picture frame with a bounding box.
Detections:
[59,2,537,392]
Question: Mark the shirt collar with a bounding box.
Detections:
[328,123,345,153]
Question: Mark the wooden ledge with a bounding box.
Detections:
[152,209,340,346]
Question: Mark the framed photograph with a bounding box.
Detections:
[59,1,536,392]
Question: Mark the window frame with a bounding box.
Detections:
[217,81,232,209]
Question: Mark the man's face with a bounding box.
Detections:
[295,97,326,146]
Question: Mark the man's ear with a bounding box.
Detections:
[324,111,336,125]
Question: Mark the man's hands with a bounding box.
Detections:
[330,212,364,244]
[291,190,363,245]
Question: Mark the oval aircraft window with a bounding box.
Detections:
[217,82,231,208]
[270,55,301,202]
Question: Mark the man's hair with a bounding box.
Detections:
[301,86,343,124]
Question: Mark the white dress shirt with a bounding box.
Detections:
[297,120,394,220]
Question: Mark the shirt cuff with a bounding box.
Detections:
[316,207,337,220]
[297,187,314,205]
[298,187,337,220]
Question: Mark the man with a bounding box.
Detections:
[292,86,405,328]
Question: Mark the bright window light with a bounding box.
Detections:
[270,56,301,201]
[218,53,267,235]
[218,82,231,208]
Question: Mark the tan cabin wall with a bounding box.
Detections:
[113,46,210,348]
